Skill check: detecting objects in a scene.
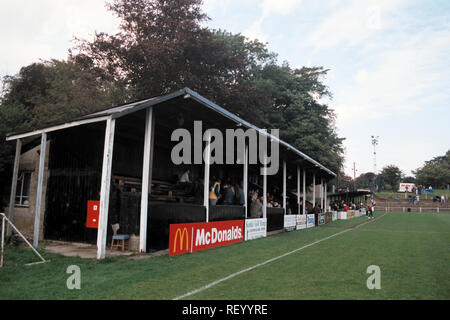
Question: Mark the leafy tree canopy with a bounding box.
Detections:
[1,0,345,205]
[414,150,450,189]
[355,172,376,190]
[378,165,404,192]
[72,0,344,172]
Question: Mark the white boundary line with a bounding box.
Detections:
[173,214,385,300]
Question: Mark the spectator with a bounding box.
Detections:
[179,169,190,183]
[209,178,221,206]
[223,184,235,205]
[286,201,292,214]
[235,184,245,206]
[367,204,373,219]
[250,198,263,218]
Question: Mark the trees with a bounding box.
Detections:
[73,0,275,107]
[73,0,344,173]
[414,150,450,189]
[2,59,123,128]
[0,59,122,207]
[248,63,344,173]
[355,172,376,190]
[0,0,346,206]
[378,165,403,192]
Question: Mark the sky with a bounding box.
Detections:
[0,0,449,177]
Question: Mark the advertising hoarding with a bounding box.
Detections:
[169,220,244,256]
[307,214,315,228]
[296,215,307,230]
[284,215,297,232]
[245,218,267,241]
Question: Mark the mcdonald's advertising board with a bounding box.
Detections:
[169,220,244,256]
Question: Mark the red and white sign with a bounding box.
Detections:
[86,200,100,229]
[169,220,244,256]
[399,183,416,192]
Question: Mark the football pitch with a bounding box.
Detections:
[0,211,449,300]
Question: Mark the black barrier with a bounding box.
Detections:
[147,202,206,250]
[147,204,245,250]
[267,208,284,232]
[210,205,245,222]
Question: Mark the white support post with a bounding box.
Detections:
[97,118,116,260]
[263,160,267,219]
[33,133,47,248]
[1,215,5,267]
[320,177,324,211]
[302,169,306,215]
[7,139,22,237]
[297,166,300,215]
[324,181,328,212]
[312,173,316,209]
[203,131,211,222]
[244,144,249,218]
[282,160,287,214]
[139,108,153,253]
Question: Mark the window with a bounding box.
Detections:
[15,172,31,206]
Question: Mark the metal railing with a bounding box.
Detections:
[377,207,450,213]
[1,213,48,267]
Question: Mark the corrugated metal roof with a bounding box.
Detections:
[6,87,336,177]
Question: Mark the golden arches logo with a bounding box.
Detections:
[173,227,189,252]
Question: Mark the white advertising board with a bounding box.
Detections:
[307,214,315,228]
[338,211,347,220]
[296,215,307,230]
[245,218,267,241]
[318,213,326,225]
[399,183,416,193]
[284,215,297,232]
[332,211,337,221]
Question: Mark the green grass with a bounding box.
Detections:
[1,212,449,300]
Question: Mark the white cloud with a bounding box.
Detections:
[0,0,120,77]
[335,27,450,126]
[243,0,302,42]
[306,0,405,51]
[261,0,301,16]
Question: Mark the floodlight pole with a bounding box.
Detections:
[371,135,379,191]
